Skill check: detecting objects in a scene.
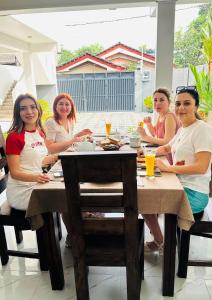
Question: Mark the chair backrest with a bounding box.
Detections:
[60,151,138,239]
[0,126,8,194]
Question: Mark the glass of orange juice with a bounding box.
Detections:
[138,121,144,128]
[105,122,112,136]
[144,149,155,178]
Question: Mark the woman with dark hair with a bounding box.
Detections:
[6,94,57,210]
[138,88,180,163]
[45,93,92,153]
[144,87,212,252]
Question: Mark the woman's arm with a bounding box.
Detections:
[45,128,93,154]
[156,144,171,156]
[143,116,155,136]
[45,136,82,154]
[156,152,211,174]
[139,114,177,145]
[7,155,50,183]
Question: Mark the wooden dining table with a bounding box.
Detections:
[26,149,194,296]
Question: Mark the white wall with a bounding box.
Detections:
[33,52,57,85]
[0,65,23,104]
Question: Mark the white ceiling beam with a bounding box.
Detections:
[0,0,155,15]
[0,32,29,52]
[30,43,57,53]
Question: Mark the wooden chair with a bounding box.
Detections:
[177,173,212,278]
[0,142,49,270]
[60,151,144,300]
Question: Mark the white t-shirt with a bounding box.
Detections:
[6,130,48,210]
[45,118,74,142]
[169,120,212,194]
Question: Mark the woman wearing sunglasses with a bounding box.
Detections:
[137,87,180,164]
[144,87,212,252]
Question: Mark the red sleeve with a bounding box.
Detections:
[38,130,45,138]
[6,131,25,155]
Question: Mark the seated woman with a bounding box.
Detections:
[138,88,180,164]
[6,94,57,210]
[144,87,212,252]
[45,93,92,153]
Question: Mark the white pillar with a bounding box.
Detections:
[155,1,176,91]
[22,52,37,97]
[134,69,143,112]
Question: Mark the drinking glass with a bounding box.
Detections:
[144,149,155,178]
[138,121,144,128]
[105,122,112,136]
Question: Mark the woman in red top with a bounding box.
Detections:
[6,94,57,210]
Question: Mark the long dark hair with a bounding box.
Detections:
[53,93,77,124]
[176,89,202,120]
[8,93,46,135]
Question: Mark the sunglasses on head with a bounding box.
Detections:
[176,85,197,94]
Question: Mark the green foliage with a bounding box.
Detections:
[174,4,211,68]
[189,9,212,114]
[143,96,153,112]
[190,65,212,112]
[125,62,139,71]
[3,132,8,140]
[57,43,104,66]
[37,99,52,124]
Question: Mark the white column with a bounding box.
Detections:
[22,52,37,97]
[155,0,176,91]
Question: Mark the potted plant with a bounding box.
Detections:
[37,99,52,124]
[143,95,153,113]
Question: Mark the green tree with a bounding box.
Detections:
[57,43,104,66]
[125,62,139,71]
[57,49,74,66]
[74,43,104,58]
[174,4,211,68]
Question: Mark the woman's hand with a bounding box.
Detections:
[42,154,58,166]
[36,173,50,184]
[137,127,148,140]
[75,128,93,138]
[143,116,152,124]
[155,158,170,172]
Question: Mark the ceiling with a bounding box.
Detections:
[0,0,211,15]
[0,16,57,53]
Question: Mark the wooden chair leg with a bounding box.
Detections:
[14,228,23,244]
[73,259,89,300]
[0,225,9,265]
[126,260,141,300]
[56,212,62,241]
[36,227,49,271]
[177,230,190,278]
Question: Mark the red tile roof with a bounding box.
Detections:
[97,42,155,62]
[57,53,126,72]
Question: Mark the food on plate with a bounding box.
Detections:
[100,137,121,148]
[108,137,120,145]
[102,144,120,151]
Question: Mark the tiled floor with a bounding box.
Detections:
[1,210,212,300]
[1,112,212,299]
